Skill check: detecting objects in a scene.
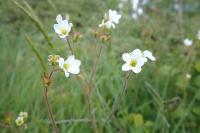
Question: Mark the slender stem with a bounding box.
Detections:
[86,90,98,133]
[49,68,60,79]
[44,87,59,133]
[77,75,99,133]
[65,36,98,133]
[103,71,131,126]
[65,36,74,55]
[90,45,103,80]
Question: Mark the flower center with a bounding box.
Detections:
[18,120,23,125]
[63,63,69,70]
[60,28,68,35]
[130,60,137,67]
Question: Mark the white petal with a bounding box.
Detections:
[66,55,81,68]
[122,63,131,71]
[143,50,156,61]
[56,14,62,23]
[136,57,145,67]
[68,66,80,74]
[132,67,141,73]
[66,55,75,63]
[71,59,81,67]
[131,49,143,58]
[64,70,70,77]
[58,58,64,69]
[122,53,132,62]
[61,20,69,27]
[111,23,115,28]
[54,24,61,34]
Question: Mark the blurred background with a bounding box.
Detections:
[0,0,200,132]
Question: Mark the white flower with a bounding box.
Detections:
[15,116,24,126]
[184,38,193,46]
[142,50,156,62]
[108,9,121,24]
[122,49,145,73]
[197,30,200,40]
[99,9,121,29]
[54,14,73,38]
[186,73,191,79]
[58,55,81,77]
[122,49,156,73]
[137,8,143,15]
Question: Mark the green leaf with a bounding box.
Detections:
[25,35,47,71]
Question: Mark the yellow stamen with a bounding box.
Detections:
[60,28,68,35]
[130,60,137,67]
[63,63,69,69]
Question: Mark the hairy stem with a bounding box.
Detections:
[90,44,103,80]
[77,74,99,133]
[44,87,59,133]
[65,36,74,55]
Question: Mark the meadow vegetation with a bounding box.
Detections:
[0,0,200,132]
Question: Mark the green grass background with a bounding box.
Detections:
[0,0,200,132]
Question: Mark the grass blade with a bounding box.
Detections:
[14,1,54,51]
[25,35,47,71]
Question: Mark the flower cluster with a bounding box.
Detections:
[99,9,121,29]
[15,112,28,128]
[51,15,82,78]
[54,14,73,38]
[122,49,156,73]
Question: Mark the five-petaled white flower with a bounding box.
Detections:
[15,111,28,127]
[122,49,156,73]
[15,116,24,126]
[54,14,73,38]
[184,38,193,46]
[59,55,81,77]
[122,49,145,73]
[99,9,121,29]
